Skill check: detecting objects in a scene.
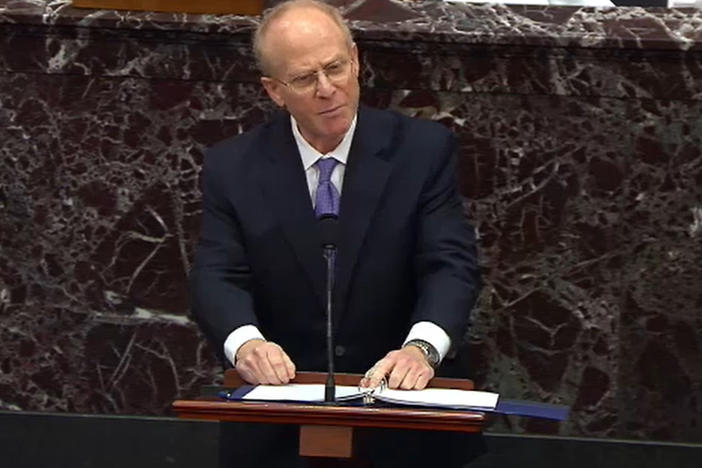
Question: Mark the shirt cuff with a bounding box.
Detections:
[223,325,266,366]
[403,321,451,362]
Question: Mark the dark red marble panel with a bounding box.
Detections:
[1,0,701,446]
[0,71,276,413]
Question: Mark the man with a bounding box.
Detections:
[190,1,482,466]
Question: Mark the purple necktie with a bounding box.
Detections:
[314,158,340,218]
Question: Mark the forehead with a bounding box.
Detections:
[284,44,349,77]
[263,8,349,74]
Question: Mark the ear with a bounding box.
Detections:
[261,76,286,108]
[350,42,360,77]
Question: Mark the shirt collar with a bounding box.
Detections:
[291,114,357,171]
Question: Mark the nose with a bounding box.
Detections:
[315,70,335,97]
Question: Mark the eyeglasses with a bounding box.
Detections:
[270,58,353,94]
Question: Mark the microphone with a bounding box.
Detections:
[318,214,338,403]
[318,214,338,249]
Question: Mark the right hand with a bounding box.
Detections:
[235,339,296,385]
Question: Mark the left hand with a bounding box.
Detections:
[360,346,435,390]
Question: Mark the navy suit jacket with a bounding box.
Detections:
[190,106,479,374]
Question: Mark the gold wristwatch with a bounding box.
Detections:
[404,339,440,368]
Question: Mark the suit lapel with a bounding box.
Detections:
[335,107,397,326]
[258,114,326,308]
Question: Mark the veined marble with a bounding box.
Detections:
[0,0,700,443]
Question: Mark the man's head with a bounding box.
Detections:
[254,0,360,154]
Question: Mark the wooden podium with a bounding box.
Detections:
[173,371,486,461]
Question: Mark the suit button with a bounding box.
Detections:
[334,345,345,357]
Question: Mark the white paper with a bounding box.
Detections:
[376,388,499,410]
[242,384,362,402]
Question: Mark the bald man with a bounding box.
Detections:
[190,1,483,466]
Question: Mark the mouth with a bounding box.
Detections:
[319,104,344,116]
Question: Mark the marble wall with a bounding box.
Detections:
[1,0,701,443]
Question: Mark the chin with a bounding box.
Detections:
[322,116,352,136]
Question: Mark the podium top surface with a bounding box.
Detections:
[173,372,485,433]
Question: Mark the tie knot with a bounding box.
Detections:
[316,158,338,183]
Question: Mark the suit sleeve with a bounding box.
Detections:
[411,129,480,347]
[189,148,259,357]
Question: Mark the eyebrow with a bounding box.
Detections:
[288,56,346,79]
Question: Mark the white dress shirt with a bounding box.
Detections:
[223,115,451,366]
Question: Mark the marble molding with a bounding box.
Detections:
[1,0,701,443]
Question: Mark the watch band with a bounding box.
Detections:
[404,339,440,368]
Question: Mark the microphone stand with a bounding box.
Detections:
[323,244,336,403]
[318,214,338,403]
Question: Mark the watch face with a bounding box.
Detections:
[407,340,439,367]
[427,350,439,366]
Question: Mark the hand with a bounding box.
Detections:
[360,346,434,390]
[235,339,296,385]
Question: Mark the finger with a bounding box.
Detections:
[266,346,293,384]
[359,363,379,388]
[235,339,271,384]
[387,361,410,389]
[359,373,373,388]
[360,374,381,388]
[399,365,421,390]
[236,357,262,385]
[254,347,284,384]
[368,359,394,388]
[370,359,395,387]
[414,369,433,390]
[282,352,296,379]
